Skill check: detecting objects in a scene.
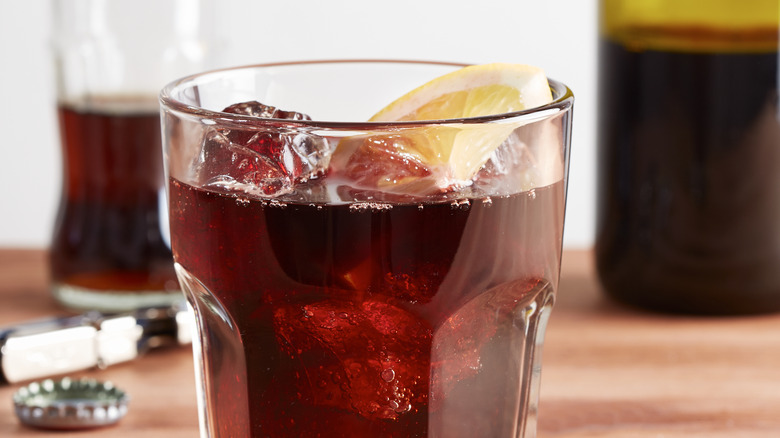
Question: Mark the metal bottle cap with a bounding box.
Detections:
[13,377,129,430]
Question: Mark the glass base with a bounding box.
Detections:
[52,283,184,312]
[177,259,556,438]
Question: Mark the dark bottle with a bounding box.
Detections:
[596,0,780,314]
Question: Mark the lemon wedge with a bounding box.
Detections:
[369,63,553,122]
[331,63,553,195]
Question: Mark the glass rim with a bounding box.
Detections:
[159,59,574,128]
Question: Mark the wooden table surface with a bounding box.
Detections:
[1,249,779,437]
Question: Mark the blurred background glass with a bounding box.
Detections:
[48,0,217,310]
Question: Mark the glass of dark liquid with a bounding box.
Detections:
[49,0,215,311]
[596,0,780,314]
[161,60,573,437]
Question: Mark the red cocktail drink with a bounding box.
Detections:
[161,61,573,437]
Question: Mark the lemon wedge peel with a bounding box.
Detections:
[369,63,553,122]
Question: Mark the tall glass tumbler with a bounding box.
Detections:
[50,0,216,311]
[161,60,573,438]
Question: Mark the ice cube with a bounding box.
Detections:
[195,129,292,195]
[223,100,311,121]
[429,278,552,436]
[273,298,432,421]
[378,266,443,304]
[472,133,536,195]
[194,101,331,197]
[328,133,442,196]
[473,119,565,195]
[430,294,500,403]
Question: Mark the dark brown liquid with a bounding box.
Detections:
[596,34,780,314]
[170,177,564,437]
[50,104,177,297]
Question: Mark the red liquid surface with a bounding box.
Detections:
[170,177,564,437]
[50,104,177,294]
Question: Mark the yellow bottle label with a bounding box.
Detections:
[601,0,779,52]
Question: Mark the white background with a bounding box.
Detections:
[0,0,598,248]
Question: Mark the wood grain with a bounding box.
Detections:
[0,249,198,437]
[540,251,780,437]
[0,249,779,436]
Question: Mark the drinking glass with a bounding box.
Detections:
[160,60,573,437]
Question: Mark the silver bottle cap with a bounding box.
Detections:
[13,377,129,430]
